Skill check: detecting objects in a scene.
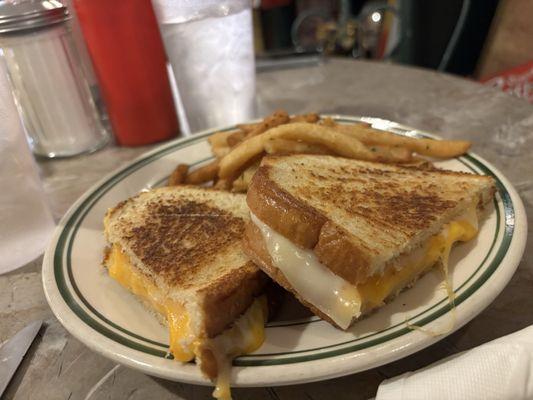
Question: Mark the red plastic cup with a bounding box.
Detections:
[73,0,179,146]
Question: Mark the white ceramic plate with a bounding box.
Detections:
[42,116,527,387]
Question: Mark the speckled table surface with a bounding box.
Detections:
[2,58,533,400]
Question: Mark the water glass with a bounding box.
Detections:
[153,0,256,133]
[0,60,55,274]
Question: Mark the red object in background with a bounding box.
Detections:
[73,0,179,146]
[261,0,293,9]
[480,61,533,104]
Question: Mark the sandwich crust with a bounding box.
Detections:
[247,155,495,286]
[246,167,327,248]
[199,261,267,337]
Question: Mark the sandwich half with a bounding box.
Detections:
[244,155,496,330]
[103,186,269,399]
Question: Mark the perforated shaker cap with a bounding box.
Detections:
[0,0,69,34]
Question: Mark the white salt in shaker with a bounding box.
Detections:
[0,0,109,158]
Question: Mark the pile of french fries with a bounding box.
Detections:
[168,110,472,193]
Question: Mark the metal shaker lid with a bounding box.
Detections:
[0,0,70,34]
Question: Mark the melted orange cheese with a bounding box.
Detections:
[358,218,478,310]
[107,245,268,400]
[108,245,196,361]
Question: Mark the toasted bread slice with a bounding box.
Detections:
[247,155,495,285]
[103,186,268,379]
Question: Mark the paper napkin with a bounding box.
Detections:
[376,325,533,400]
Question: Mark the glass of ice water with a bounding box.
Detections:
[0,62,55,274]
[153,0,256,133]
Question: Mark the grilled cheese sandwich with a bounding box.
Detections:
[103,186,270,399]
[244,155,495,329]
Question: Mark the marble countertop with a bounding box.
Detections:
[2,58,533,400]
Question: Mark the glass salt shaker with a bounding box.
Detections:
[0,0,109,158]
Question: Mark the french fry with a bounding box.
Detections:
[227,130,246,147]
[245,109,290,138]
[208,129,239,158]
[231,162,260,193]
[368,144,412,163]
[264,138,331,155]
[208,129,236,148]
[236,122,258,134]
[209,111,319,157]
[238,111,318,136]
[213,178,232,190]
[320,117,337,127]
[335,124,471,158]
[219,123,381,180]
[211,145,231,158]
[264,123,377,158]
[290,112,320,123]
[185,159,219,184]
[167,164,189,186]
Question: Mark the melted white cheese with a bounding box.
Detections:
[251,213,361,329]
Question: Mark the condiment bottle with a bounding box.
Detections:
[73,0,180,146]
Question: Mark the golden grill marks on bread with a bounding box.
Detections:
[103,186,269,398]
[105,187,258,293]
[244,155,495,329]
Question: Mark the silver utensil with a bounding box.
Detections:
[0,320,42,397]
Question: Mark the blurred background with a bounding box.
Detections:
[252,0,532,84]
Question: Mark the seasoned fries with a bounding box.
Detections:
[185,160,219,184]
[226,130,246,147]
[290,112,320,123]
[211,146,231,158]
[333,123,471,158]
[231,162,260,193]
[169,109,473,193]
[264,138,331,155]
[168,164,189,186]
[219,123,382,180]
[208,129,235,158]
[208,130,235,148]
[236,122,258,134]
[245,109,290,139]
[212,112,336,158]
[368,145,412,163]
[213,179,231,190]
